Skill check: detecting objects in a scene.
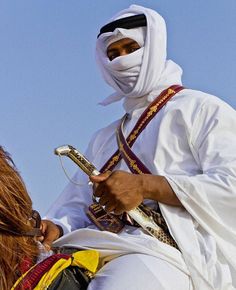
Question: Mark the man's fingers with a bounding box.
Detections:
[37,235,44,242]
[43,242,52,252]
[113,206,124,215]
[104,201,116,213]
[93,181,107,198]
[40,220,61,251]
[42,237,54,251]
[99,194,109,205]
[42,228,58,251]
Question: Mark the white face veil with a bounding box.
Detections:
[96,5,182,111]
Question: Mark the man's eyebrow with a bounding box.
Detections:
[123,40,139,48]
[107,47,119,53]
[107,40,139,53]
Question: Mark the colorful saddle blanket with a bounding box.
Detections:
[11,250,99,290]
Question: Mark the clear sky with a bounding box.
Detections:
[0,0,236,215]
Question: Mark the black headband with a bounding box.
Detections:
[97,14,147,38]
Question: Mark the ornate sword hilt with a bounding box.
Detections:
[54,145,178,249]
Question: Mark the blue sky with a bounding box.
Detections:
[0,0,236,215]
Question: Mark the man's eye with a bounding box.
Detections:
[129,46,140,53]
[108,53,119,61]
[109,55,116,61]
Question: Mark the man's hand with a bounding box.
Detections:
[90,170,182,213]
[90,170,144,215]
[38,220,62,251]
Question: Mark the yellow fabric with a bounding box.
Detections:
[35,258,71,289]
[11,250,99,290]
[71,250,99,273]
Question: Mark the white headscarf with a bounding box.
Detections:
[99,26,146,95]
[96,5,183,112]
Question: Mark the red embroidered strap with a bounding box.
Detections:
[117,117,151,174]
[100,85,184,173]
[117,85,184,226]
[117,120,153,225]
[15,254,70,290]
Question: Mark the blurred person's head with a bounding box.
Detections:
[0,146,40,289]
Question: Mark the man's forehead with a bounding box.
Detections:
[107,38,138,51]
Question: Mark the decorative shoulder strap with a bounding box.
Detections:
[117,115,151,174]
[100,85,184,173]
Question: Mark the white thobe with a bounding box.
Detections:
[46,88,236,290]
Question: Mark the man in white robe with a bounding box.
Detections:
[42,5,236,290]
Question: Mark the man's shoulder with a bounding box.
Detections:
[171,88,232,111]
[162,87,236,126]
[175,88,214,103]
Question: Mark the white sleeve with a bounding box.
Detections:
[44,134,98,234]
[165,97,236,268]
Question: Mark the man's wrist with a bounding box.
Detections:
[141,174,161,200]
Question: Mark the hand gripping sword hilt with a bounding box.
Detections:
[54,145,178,249]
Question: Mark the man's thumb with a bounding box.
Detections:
[90,171,111,183]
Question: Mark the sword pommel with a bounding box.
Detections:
[54,145,99,176]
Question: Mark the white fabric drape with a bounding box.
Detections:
[47,87,236,289]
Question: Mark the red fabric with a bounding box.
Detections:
[15,254,70,290]
[19,257,34,276]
